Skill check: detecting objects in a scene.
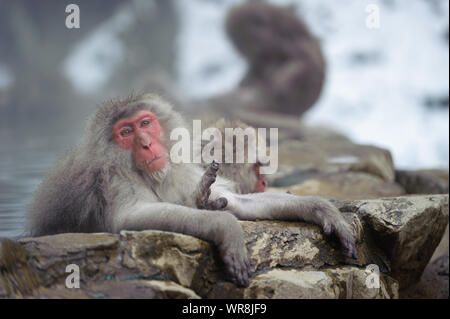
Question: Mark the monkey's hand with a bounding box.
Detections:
[315,199,358,259]
[221,192,358,260]
[216,213,251,287]
[196,161,228,211]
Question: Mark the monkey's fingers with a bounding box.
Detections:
[333,222,358,259]
[319,203,359,260]
[343,239,358,259]
[228,260,250,288]
[196,162,221,209]
[199,165,219,194]
[222,247,251,287]
[210,160,219,172]
[204,197,228,211]
[203,162,219,190]
[197,176,215,197]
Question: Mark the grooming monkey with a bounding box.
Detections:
[199,118,267,195]
[28,94,357,286]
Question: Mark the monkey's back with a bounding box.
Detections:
[27,147,107,236]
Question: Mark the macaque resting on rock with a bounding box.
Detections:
[28,93,357,287]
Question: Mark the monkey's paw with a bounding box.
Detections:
[323,217,358,259]
[196,161,225,210]
[204,197,228,210]
[221,244,251,287]
[220,238,251,287]
[217,213,251,286]
[316,200,358,259]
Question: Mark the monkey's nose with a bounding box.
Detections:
[142,141,152,150]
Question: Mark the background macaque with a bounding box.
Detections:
[28,93,357,286]
[200,118,267,194]
[226,2,326,116]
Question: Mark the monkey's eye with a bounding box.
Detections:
[120,129,132,137]
[141,120,151,127]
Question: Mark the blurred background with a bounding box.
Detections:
[0,0,448,238]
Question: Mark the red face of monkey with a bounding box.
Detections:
[254,164,267,192]
[113,110,168,172]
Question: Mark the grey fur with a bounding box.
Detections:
[28,93,357,286]
[201,118,260,194]
[28,93,185,236]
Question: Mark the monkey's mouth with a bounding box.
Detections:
[144,155,165,166]
[144,156,162,166]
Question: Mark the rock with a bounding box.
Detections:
[269,171,405,200]
[403,221,448,299]
[28,280,200,299]
[431,225,449,261]
[2,195,446,298]
[246,269,338,299]
[241,221,352,272]
[0,222,395,299]
[0,238,42,297]
[118,230,216,291]
[201,219,398,299]
[16,231,215,294]
[18,233,121,287]
[421,254,449,298]
[401,254,449,299]
[396,169,449,194]
[268,139,396,186]
[337,194,449,288]
[243,268,398,299]
[82,280,200,299]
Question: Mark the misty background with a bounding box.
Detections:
[0,0,448,238]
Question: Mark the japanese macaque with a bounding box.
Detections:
[28,93,357,287]
[226,2,326,116]
[200,118,267,194]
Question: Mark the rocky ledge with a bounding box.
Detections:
[0,194,447,299]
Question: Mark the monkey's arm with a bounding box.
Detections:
[112,202,250,286]
[216,191,358,259]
